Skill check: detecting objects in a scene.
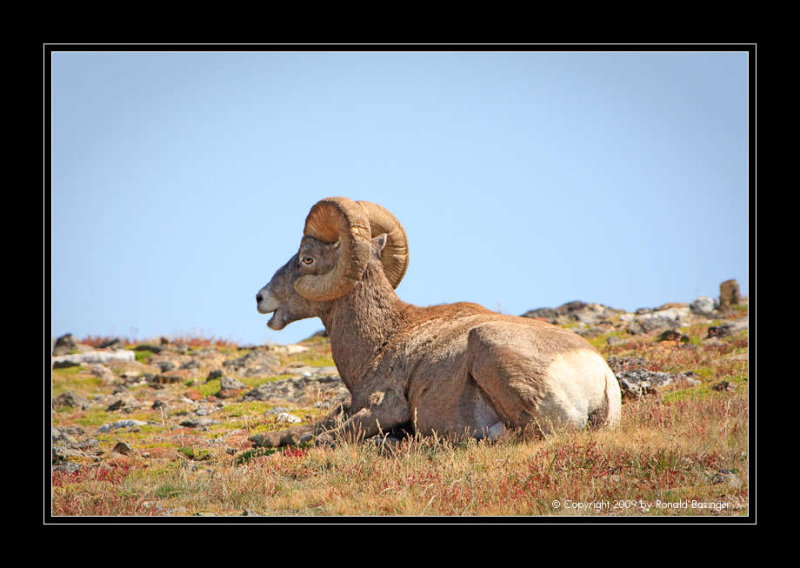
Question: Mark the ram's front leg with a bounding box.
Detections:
[315,389,410,446]
[248,402,350,448]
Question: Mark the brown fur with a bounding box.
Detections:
[253,242,617,447]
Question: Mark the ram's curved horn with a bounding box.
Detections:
[294,197,373,301]
[356,201,409,289]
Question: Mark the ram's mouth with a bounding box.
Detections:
[257,288,284,329]
[266,308,282,330]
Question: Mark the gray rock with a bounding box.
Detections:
[626,317,673,335]
[520,307,558,321]
[223,349,281,377]
[690,295,717,316]
[284,365,326,376]
[707,317,749,338]
[147,374,185,385]
[241,374,349,406]
[657,329,690,343]
[275,412,302,424]
[106,399,126,412]
[719,279,742,309]
[52,425,83,445]
[560,302,616,325]
[522,301,620,326]
[132,344,164,354]
[53,349,136,367]
[271,344,311,355]
[626,306,689,335]
[53,391,92,411]
[607,356,653,373]
[53,462,82,474]
[616,369,684,400]
[215,376,247,399]
[158,360,177,372]
[52,333,79,356]
[205,369,224,382]
[572,327,605,338]
[87,364,116,383]
[97,419,148,433]
[179,417,218,428]
[96,337,125,349]
[112,441,134,455]
[710,468,742,488]
[220,376,246,390]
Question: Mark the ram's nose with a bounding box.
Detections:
[256,287,281,314]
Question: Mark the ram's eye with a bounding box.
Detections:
[301,257,314,265]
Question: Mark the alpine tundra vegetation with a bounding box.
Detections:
[50,286,750,516]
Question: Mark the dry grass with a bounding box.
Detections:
[51,313,750,520]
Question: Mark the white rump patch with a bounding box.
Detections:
[537,349,611,432]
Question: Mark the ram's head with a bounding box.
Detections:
[256,197,409,330]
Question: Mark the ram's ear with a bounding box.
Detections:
[372,233,388,255]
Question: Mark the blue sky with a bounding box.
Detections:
[49,49,750,346]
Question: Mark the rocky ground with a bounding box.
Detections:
[49,279,749,517]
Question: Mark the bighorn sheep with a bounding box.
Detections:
[252,197,621,447]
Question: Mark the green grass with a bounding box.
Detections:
[51,322,749,518]
[133,349,156,364]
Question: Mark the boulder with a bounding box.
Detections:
[97,419,148,433]
[220,376,246,390]
[96,337,126,349]
[223,349,281,377]
[710,468,742,488]
[179,417,218,428]
[719,279,742,309]
[147,373,185,385]
[607,356,654,373]
[271,344,311,355]
[521,307,558,321]
[657,329,690,343]
[615,369,690,401]
[275,412,302,424]
[217,376,247,398]
[87,364,116,384]
[205,369,224,382]
[707,317,748,338]
[53,350,136,367]
[522,301,619,326]
[626,306,689,335]
[241,374,349,407]
[52,333,78,356]
[53,391,92,411]
[112,441,134,455]
[690,296,717,316]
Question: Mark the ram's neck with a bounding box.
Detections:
[321,262,406,390]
